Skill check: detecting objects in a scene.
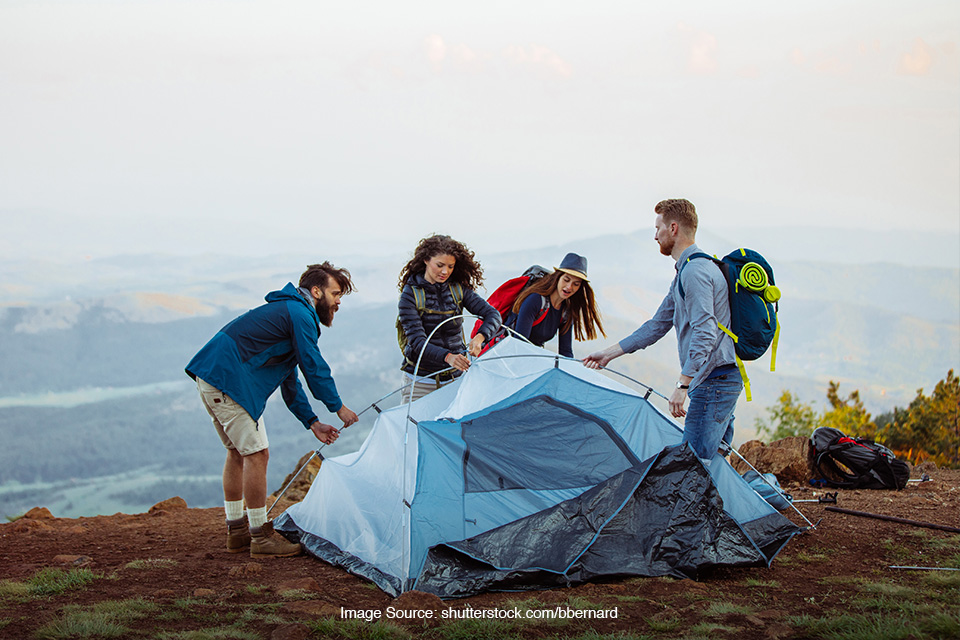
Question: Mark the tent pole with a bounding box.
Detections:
[727,446,817,529]
[266,384,412,517]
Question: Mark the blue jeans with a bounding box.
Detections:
[683,372,743,459]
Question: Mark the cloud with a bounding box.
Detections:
[789,48,805,66]
[502,44,572,77]
[678,22,718,75]
[898,37,934,76]
[424,34,447,72]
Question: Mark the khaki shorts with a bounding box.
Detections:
[401,371,457,403]
[196,377,269,456]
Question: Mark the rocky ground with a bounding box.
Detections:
[1,457,958,640]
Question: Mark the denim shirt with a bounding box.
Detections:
[618,244,736,392]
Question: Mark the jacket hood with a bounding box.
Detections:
[265,283,320,328]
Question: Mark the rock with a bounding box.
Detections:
[229,562,263,578]
[732,437,814,483]
[272,452,323,506]
[9,519,54,533]
[52,555,93,567]
[276,578,322,594]
[193,588,216,598]
[916,461,938,474]
[154,589,176,598]
[24,507,54,520]
[149,497,188,513]
[271,623,311,640]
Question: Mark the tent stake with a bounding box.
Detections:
[825,507,960,533]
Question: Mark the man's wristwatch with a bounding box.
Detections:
[676,382,690,390]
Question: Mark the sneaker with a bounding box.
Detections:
[226,516,251,554]
[250,521,302,558]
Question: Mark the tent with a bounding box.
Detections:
[274,338,801,598]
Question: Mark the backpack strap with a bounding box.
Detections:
[532,295,551,327]
[678,253,753,401]
[411,286,426,314]
[449,282,464,310]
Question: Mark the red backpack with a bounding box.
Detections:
[471,266,554,350]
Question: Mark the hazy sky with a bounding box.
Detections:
[1,0,958,260]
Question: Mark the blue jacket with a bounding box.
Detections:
[185,283,342,428]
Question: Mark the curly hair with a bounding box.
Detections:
[397,234,485,290]
[512,270,606,342]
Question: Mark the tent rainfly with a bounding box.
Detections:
[274,338,801,597]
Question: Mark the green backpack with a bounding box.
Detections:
[397,282,464,367]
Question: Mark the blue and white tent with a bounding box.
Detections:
[275,338,800,598]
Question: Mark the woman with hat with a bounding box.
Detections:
[507,252,605,357]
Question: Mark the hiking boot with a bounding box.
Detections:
[250,521,302,558]
[226,516,251,554]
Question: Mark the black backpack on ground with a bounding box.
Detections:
[810,427,910,490]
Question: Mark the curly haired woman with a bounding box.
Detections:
[397,234,501,401]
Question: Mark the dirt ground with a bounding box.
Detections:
[2,468,958,640]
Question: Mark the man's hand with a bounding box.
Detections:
[310,421,340,444]
[337,406,359,428]
[668,388,688,418]
[445,352,471,371]
[582,344,625,370]
[467,333,485,357]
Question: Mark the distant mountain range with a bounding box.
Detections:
[0,227,957,518]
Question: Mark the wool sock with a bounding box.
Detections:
[224,500,245,522]
[247,506,268,531]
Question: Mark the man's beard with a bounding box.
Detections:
[657,235,674,257]
[316,295,335,327]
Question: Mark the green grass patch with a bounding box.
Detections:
[690,621,737,634]
[124,558,178,570]
[2,567,100,599]
[790,611,960,640]
[704,601,754,617]
[924,534,960,551]
[562,631,654,640]
[818,575,864,585]
[278,588,317,601]
[644,613,680,633]
[795,551,830,563]
[0,580,31,600]
[743,577,779,588]
[35,598,158,639]
[307,617,412,639]
[922,570,960,589]
[428,616,519,640]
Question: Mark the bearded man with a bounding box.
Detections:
[583,199,741,463]
[186,262,359,558]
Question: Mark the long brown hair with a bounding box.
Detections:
[512,271,605,342]
[397,234,485,290]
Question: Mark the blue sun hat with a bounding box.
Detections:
[556,253,589,282]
